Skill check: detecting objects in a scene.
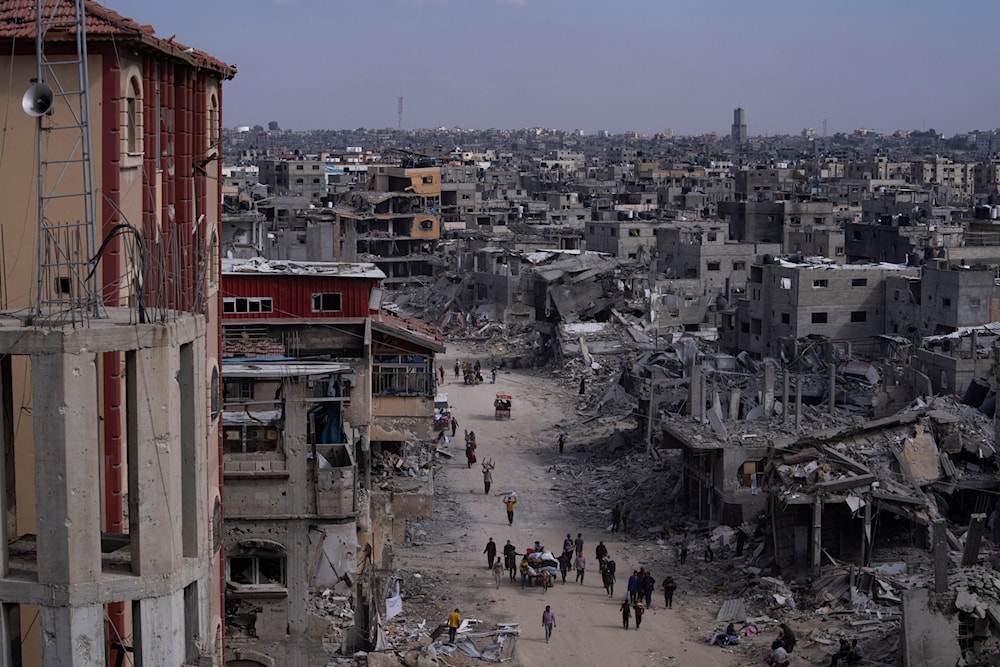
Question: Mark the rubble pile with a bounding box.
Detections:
[373,441,437,484]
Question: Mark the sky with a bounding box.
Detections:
[115,0,1000,137]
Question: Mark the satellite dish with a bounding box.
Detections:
[22,81,53,117]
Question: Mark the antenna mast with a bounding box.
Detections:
[29,0,99,325]
[397,95,403,132]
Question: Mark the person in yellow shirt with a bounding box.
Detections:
[447,608,461,644]
[503,494,517,525]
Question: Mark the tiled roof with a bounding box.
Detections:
[0,1,235,78]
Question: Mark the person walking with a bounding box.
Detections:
[454,360,459,378]
[451,417,458,438]
[503,494,517,525]
[483,467,492,494]
[558,433,565,453]
[574,533,584,557]
[573,553,586,584]
[484,538,497,569]
[611,503,621,533]
[557,552,570,584]
[627,571,640,603]
[619,500,628,532]
[633,601,644,630]
[439,366,445,384]
[602,564,616,597]
[519,556,530,589]
[503,540,518,582]
[595,540,608,562]
[663,576,677,609]
[643,572,656,608]
[562,533,574,557]
[679,541,688,564]
[542,605,556,643]
[491,368,497,384]
[447,608,461,644]
[619,597,631,629]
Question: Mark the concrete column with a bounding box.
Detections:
[795,373,803,431]
[690,364,703,420]
[284,379,310,513]
[782,369,789,424]
[962,513,987,567]
[128,345,183,576]
[40,604,106,667]
[135,590,185,664]
[828,363,836,414]
[729,388,741,421]
[33,352,101,585]
[932,520,949,593]
[763,360,775,416]
[811,496,822,576]
[179,341,208,559]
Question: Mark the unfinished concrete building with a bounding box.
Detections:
[0,3,234,665]
[727,259,920,359]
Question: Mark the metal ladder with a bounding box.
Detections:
[32,0,99,325]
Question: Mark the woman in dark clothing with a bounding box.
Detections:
[619,597,631,629]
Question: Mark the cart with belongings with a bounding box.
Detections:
[493,393,512,420]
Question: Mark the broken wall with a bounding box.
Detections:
[901,589,961,667]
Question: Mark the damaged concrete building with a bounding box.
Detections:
[220,258,443,663]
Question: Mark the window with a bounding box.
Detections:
[422,175,434,184]
[733,261,745,271]
[790,217,801,226]
[707,261,721,271]
[372,354,434,396]
[223,297,273,314]
[630,229,640,237]
[943,298,952,308]
[228,543,286,588]
[125,75,142,155]
[970,298,982,307]
[751,318,762,334]
[780,278,792,290]
[835,247,845,256]
[740,322,750,333]
[811,312,828,324]
[851,278,868,287]
[812,279,828,288]
[850,311,867,322]
[739,459,765,487]
[781,313,790,324]
[312,292,342,312]
[223,424,280,454]
[296,165,304,170]
[208,93,219,150]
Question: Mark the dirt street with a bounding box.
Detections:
[395,351,745,667]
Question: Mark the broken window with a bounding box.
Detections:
[850,310,867,322]
[812,312,828,324]
[223,297,273,314]
[738,459,764,487]
[312,292,342,312]
[372,354,434,396]
[751,318,762,334]
[228,542,286,589]
[733,261,746,271]
[630,229,640,237]
[943,298,952,308]
[970,298,981,307]
[812,279,828,288]
[780,278,792,290]
[223,424,280,454]
[851,278,867,287]
[707,262,721,271]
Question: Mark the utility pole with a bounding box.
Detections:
[397,96,403,132]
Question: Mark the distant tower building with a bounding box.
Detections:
[732,107,747,144]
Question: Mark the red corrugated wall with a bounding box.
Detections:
[221,274,378,319]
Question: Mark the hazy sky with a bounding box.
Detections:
[117,0,1000,137]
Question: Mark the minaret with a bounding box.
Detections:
[732,107,747,144]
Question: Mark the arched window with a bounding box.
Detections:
[125,75,142,155]
[208,92,219,150]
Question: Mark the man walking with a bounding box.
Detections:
[542,605,556,643]
[633,601,644,630]
[483,466,492,494]
[484,538,497,569]
[558,433,565,453]
[643,572,655,608]
[451,417,458,438]
[574,533,584,557]
[574,553,586,584]
[503,540,518,582]
[447,608,461,644]
[627,571,640,603]
[663,576,677,609]
[619,597,631,629]
[595,540,608,561]
[503,494,516,525]
[454,360,459,378]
